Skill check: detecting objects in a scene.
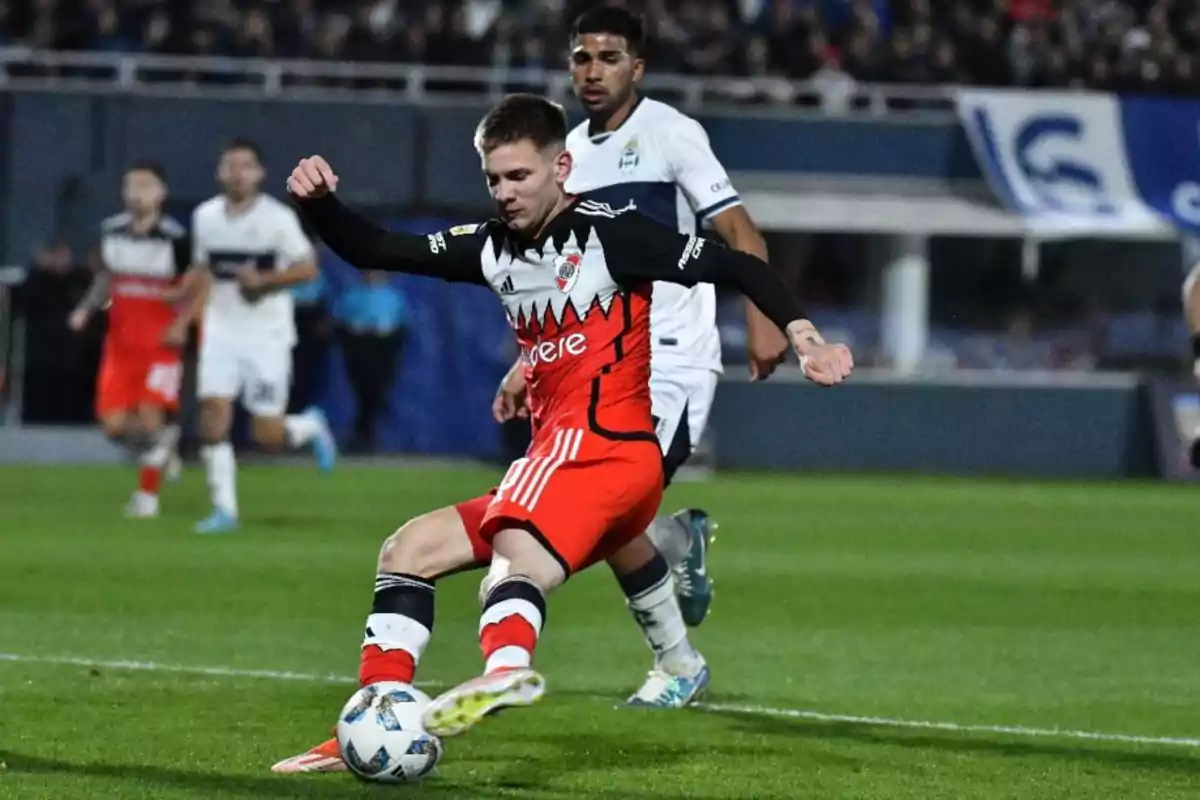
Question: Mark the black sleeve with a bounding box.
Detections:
[172,234,191,275]
[293,192,488,285]
[594,211,807,331]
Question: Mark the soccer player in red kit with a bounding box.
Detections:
[274,94,851,766]
[69,161,203,518]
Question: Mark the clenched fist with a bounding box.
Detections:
[787,321,854,387]
[287,156,339,199]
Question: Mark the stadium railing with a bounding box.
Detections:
[0,47,957,117]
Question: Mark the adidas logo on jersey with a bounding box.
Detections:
[499,275,516,295]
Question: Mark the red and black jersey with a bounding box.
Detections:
[297,195,806,442]
[98,213,190,354]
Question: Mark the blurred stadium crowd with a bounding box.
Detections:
[0,0,1195,96]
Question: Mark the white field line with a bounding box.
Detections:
[2,651,1198,750]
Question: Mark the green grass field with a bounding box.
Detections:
[1,463,1198,799]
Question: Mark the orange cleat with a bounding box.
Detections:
[270,736,346,774]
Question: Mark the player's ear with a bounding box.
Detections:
[553,148,573,185]
[631,56,645,84]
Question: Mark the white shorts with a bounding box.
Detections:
[198,338,293,417]
[650,366,719,483]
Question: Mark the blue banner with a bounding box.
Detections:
[1120,97,1200,232]
[956,89,1199,236]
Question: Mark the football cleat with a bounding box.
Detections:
[124,491,159,519]
[422,668,545,738]
[626,663,711,709]
[270,736,347,774]
[194,508,239,534]
[306,406,338,474]
[671,508,715,627]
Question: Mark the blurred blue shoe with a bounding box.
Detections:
[194,508,239,535]
[626,662,710,708]
[306,406,338,474]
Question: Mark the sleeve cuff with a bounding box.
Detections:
[696,195,742,220]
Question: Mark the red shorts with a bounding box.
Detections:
[456,426,663,576]
[96,348,182,418]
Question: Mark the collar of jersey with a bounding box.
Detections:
[587,95,645,141]
[493,197,591,259]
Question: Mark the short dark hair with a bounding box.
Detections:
[222,136,262,162]
[125,158,166,184]
[474,94,568,155]
[571,4,646,56]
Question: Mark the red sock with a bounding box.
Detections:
[480,614,539,674]
[138,465,161,495]
[359,645,416,687]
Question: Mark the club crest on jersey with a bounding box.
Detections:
[619,138,640,173]
[554,252,582,293]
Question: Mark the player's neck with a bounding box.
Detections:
[531,194,577,240]
[224,193,259,217]
[589,92,640,135]
[129,211,160,235]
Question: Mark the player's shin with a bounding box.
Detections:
[138,423,181,497]
[617,549,702,675]
[360,573,434,686]
[479,576,546,674]
[200,442,238,517]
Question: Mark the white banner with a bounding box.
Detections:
[956,89,1171,238]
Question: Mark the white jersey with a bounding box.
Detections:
[565,97,741,372]
[193,193,314,347]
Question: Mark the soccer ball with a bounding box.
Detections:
[336,682,443,783]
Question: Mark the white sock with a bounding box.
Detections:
[284,410,323,448]
[626,566,702,676]
[201,442,238,517]
[645,515,691,569]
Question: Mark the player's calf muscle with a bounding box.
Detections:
[250,416,287,450]
[379,508,477,580]
[607,533,658,575]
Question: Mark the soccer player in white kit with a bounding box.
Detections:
[186,138,337,534]
[488,6,789,708]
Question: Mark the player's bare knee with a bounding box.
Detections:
[379,515,469,580]
[135,406,164,437]
[198,400,231,444]
[491,528,566,594]
[100,415,129,442]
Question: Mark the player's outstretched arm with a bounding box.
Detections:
[595,211,852,386]
[69,268,111,332]
[287,156,486,284]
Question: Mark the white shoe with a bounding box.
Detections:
[626,659,710,708]
[124,491,159,519]
[165,451,183,483]
[422,668,545,738]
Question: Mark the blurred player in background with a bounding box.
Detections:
[69,160,197,518]
[1181,258,1200,465]
[184,138,337,534]
[487,5,789,708]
